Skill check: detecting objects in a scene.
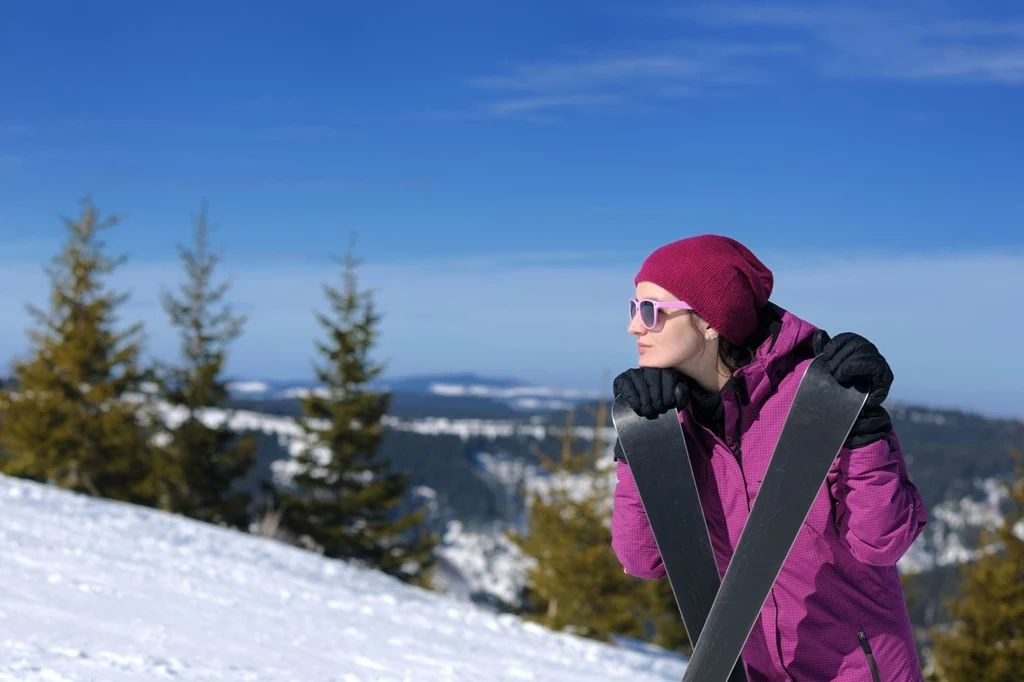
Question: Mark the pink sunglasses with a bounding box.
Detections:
[629,298,693,329]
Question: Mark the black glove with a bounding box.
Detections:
[845,405,893,449]
[613,367,691,420]
[812,330,894,447]
[812,330,893,409]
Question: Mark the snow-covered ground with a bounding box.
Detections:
[0,474,687,682]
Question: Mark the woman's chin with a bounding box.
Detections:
[638,356,684,372]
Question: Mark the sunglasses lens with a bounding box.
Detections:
[629,300,637,320]
[639,300,656,327]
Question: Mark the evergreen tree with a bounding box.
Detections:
[930,439,1024,682]
[900,571,932,677]
[0,196,156,503]
[510,400,650,642]
[275,240,437,584]
[645,576,693,654]
[155,202,255,528]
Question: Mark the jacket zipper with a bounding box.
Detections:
[857,630,882,682]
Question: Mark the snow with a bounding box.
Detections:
[150,401,615,448]
[897,475,1024,574]
[473,453,537,491]
[426,383,600,402]
[220,376,602,412]
[226,381,272,394]
[434,521,537,607]
[0,474,687,682]
[280,387,330,400]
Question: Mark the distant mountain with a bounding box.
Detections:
[226,372,535,398]
[226,372,604,413]
[224,378,319,398]
[381,372,528,393]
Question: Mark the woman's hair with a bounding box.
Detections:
[689,314,755,374]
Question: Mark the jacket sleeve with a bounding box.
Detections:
[829,428,927,566]
[611,458,666,579]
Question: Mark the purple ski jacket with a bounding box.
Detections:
[612,307,928,682]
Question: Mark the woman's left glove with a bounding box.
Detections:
[812,330,893,408]
[812,330,895,448]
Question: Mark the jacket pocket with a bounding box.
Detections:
[857,629,882,682]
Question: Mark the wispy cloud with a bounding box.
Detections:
[456,2,1024,120]
[458,43,802,120]
[1,246,1022,417]
[677,1,1024,84]
[481,94,624,120]
[465,49,784,92]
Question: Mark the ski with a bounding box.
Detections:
[679,354,868,682]
[611,400,748,682]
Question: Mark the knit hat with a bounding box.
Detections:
[634,234,774,345]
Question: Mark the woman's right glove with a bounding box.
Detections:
[612,367,691,420]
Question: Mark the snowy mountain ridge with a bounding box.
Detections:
[226,374,604,412]
[150,397,1015,600]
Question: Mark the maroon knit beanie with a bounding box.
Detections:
[634,234,774,345]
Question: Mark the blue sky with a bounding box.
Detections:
[1,1,1023,416]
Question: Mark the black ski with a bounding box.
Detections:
[679,354,868,682]
[611,401,748,682]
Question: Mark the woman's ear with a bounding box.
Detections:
[704,327,719,342]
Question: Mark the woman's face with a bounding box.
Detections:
[628,281,714,372]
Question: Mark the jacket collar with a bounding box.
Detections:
[683,304,820,454]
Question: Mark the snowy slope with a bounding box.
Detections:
[0,474,687,682]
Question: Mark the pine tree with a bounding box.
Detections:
[275,240,437,584]
[155,202,256,528]
[930,434,1024,682]
[0,196,157,504]
[645,576,693,654]
[510,398,650,642]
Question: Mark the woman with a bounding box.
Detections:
[611,234,927,682]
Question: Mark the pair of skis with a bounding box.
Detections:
[611,355,868,682]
